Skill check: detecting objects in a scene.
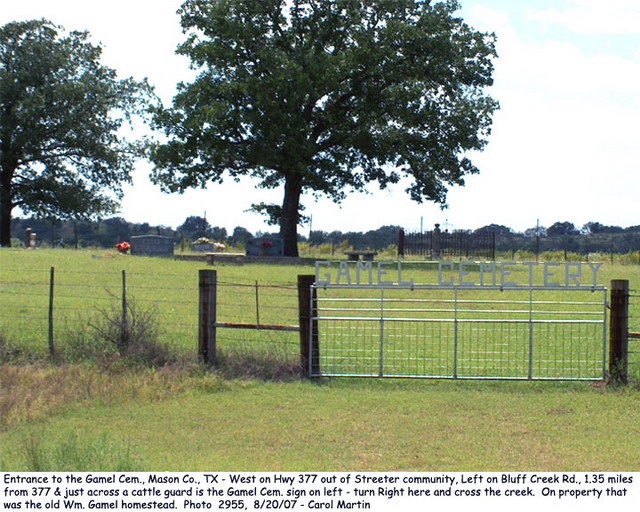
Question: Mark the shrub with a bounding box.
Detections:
[65,301,177,368]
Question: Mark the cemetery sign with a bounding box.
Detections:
[314,261,603,289]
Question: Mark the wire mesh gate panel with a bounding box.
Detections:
[310,285,607,380]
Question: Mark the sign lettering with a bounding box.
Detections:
[314,261,603,288]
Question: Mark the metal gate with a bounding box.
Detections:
[309,284,608,380]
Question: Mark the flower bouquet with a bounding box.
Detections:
[115,241,130,254]
[191,237,215,253]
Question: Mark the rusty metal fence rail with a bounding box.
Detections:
[310,284,608,380]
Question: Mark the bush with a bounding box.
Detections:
[65,301,177,368]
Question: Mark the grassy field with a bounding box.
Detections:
[1,248,639,471]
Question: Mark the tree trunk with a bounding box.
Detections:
[0,176,12,247]
[280,174,302,257]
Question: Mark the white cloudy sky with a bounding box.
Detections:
[2,0,638,234]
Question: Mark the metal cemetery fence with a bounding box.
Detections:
[308,284,608,380]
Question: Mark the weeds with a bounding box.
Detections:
[65,300,178,369]
[0,332,34,364]
[0,333,19,363]
[215,346,302,381]
[18,430,142,471]
[0,363,226,431]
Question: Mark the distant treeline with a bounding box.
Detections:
[10,216,253,249]
[9,216,640,255]
[309,222,640,256]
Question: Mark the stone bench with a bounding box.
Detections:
[345,251,377,262]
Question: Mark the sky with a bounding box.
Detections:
[1,0,639,235]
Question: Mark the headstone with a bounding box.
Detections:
[191,242,214,253]
[246,236,284,257]
[431,224,441,260]
[130,235,174,257]
[26,228,37,249]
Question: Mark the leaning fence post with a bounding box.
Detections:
[199,269,217,366]
[48,266,55,358]
[298,275,319,377]
[609,279,629,384]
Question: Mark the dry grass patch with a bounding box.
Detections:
[0,363,225,430]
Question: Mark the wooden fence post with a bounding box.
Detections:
[48,266,55,358]
[609,279,629,384]
[120,270,128,349]
[199,269,217,366]
[298,275,319,377]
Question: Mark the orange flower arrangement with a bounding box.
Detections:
[115,241,130,254]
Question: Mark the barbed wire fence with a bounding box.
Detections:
[210,278,301,368]
[0,267,300,364]
[1,266,637,384]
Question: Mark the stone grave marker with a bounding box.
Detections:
[130,235,174,257]
[246,236,284,257]
[26,228,37,249]
[191,242,214,253]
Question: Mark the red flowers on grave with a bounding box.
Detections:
[116,241,130,254]
[261,241,273,248]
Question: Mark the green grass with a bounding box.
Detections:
[0,248,307,356]
[1,249,639,378]
[1,248,639,471]
[17,430,142,471]
[1,378,639,471]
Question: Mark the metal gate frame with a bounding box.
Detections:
[308,284,608,380]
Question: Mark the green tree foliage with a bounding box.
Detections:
[547,221,578,237]
[228,226,253,246]
[0,19,153,246]
[151,0,499,256]
[582,222,624,234]
[178,215,211,239]
[178,215,227,241]
[474,224,513,237]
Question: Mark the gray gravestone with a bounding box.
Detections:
[191,242,214,253]
[431,224,442,260]
[246,236,284,257]
[130,235,174,257]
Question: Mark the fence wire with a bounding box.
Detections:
[312,286,607,380]
[0,267,298,359]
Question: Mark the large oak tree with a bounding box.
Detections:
[0,19,152,246]
[151,0,499,256]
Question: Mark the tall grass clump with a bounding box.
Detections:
[0,332,23,363]
[215,346,302,381]
[0,362,226,431]
[17,430,142,471]
[65,300,178,368]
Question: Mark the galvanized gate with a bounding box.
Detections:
[308,284,608,380]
